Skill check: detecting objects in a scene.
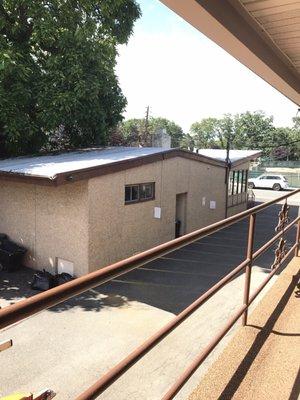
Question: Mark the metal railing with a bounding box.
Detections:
[1,189,300,400]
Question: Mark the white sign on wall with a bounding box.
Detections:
[154,207,161,219]
[202,197,206,206]
[57,258,74,276]
[210,201,216,209]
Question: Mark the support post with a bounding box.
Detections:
[242,213,256,326]
[224,137,230,219]
[295,218,300,257]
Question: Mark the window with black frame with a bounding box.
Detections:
[231,171,234,195]
[125,182,155,204]
[227,169,249,206]
[242,170,248,192]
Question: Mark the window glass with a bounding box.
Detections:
[228,171,234,195]
[242,170,248,192]
[239,171,244,193]
[231,171,236,195]
[132,185,139,200]
[227,169,249,205]
[140,183,153,200]
[124,185,139,203]
[235,171,240,194]
[125,183,154,204]
[125,186,131,202]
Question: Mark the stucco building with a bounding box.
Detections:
[0,147,260,276]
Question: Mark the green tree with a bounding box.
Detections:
[233,111,275,153]
[121,118,145,144]
[188,111,300,159]
[180,133,195,150]
[189,111,278,155]
[217,114,234,149]
[189,118,220,148]
[292,116,300,130]
[110,117,184,147]
[271,126,300,160]
[0,0,141,157]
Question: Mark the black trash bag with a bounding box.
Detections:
[55,272,74,286]
[31,269,55,291]
[0,236,27,272]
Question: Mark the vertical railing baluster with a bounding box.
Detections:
[295,216,300,257]
[242,213,256,326]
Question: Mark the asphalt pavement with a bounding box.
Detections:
[0,201,299,399]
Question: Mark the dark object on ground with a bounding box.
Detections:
[55,272,74,286]
[0,235,27,272]
[31,270,56,291]
[31,271,74,291]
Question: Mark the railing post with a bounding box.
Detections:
[295,218,300,257]
[242,213,256,326]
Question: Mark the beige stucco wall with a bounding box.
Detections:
[88,157,227,272]
[0,180,89,276]
[227,201,248,217]
[0,157,251,276]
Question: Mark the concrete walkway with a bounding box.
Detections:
[189,256,300,400]
[0,204,298,399]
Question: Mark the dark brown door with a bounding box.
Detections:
[175,193,187,238]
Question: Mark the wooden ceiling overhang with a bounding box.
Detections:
[160,0,300,105]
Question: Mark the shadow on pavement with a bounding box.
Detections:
[0,203,298,314]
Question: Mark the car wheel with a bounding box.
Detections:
[273,183,281,191]
[248,182,255,189]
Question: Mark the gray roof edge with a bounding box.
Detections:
[0,147,261,185]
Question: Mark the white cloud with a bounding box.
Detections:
[116,11,298,132]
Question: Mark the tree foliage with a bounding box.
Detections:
[187,111,300,160]
[0,0,141,157]
[109,116,184,147]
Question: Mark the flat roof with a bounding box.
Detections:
[0,147,260,186]
[196,149,261,163]
[0,147,169,179]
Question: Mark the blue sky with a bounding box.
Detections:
[116,0,298,132]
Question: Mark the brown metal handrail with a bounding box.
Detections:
[161,243,297,400]
[75,216,300,400]
[0,188,300,400]
[1,188,299,330]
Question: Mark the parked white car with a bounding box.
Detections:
[248,174,289,191]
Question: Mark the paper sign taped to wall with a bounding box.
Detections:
[57,258,74,276]
[202,197,206,206]
[154,207,161,219]
[210,201,216,209]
